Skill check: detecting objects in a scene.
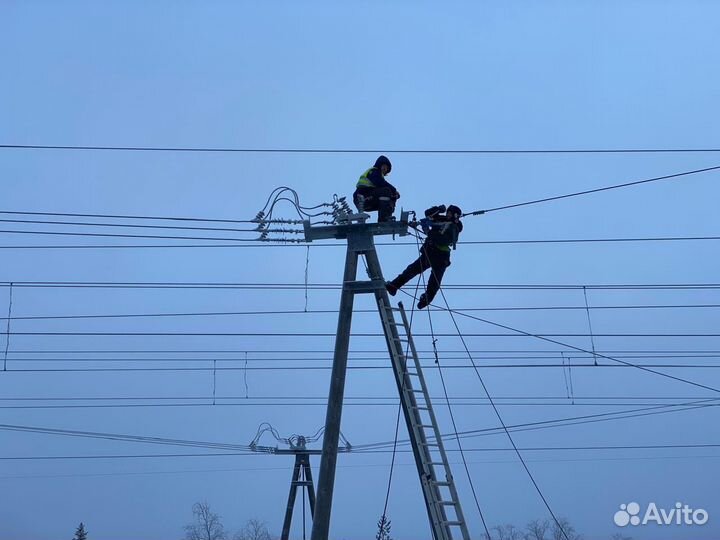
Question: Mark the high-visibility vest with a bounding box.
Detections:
[429,221,458,252]
[356,167,377,189]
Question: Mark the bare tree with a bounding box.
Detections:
[489,524,523,540]
[525,519,550,540]
[184,502,227,540]
[551,518,581,540]
[234,519,273,540]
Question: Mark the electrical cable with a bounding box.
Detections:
[0,209,258,224]
[412,229,492,539]
[465,164,720,216]
[2,302,720,321]
[3,235,720,250]
[434,286,571,540]
[4,143,720,153]
[3,282,11,371]
[378,258,422,538]
[424,302,720,394]
[5,280,720,289]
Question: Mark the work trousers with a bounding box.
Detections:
[389,245,450,303]
[353,186,397,214]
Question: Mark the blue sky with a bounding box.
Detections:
[2,2,720,539]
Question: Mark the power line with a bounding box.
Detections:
[0,209,257,224]
[466,164,720,215]
[1,399,716,410]
[4,143,720,154]
[3,453,720,481]
[424,299,720,394]
[5,280,720,289]
[3,443,717,461]
[356,399,720,451]
[5,363,720,373]
[0,423,254,452]
[3,303,720,321]
[432,285,570,539]
[0,217,277,233]
[1,234,720,248]
[9,348,720,354]
[7,331,720,337]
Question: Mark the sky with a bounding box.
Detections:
[1,1,720,539]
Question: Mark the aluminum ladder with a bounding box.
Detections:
[377,297,471,540]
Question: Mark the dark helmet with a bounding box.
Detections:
[447,205,462,217]
[374,155,392,174]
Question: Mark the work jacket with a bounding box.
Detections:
[421,206,463,252]
[356,167,398,195]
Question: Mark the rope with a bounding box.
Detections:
[378,255,422,538]
[583,287,599,367]
[3,283,12,371]
[435,287,571,540]
[413,234,492,539]
[464,164,720,216]
[304,246,310,312]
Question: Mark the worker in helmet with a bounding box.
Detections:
[353,155,400,222]
[386,204,463,309]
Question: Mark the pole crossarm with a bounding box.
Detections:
[303,211,411,242]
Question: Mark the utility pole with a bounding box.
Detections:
[278,436,316,540]
[307,212,409,540]
[249,423,352,540]
[307,210,470,540]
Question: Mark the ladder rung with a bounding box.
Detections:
[427,462,446,466]
[442,521,464,526]
[438,501,459,506]
[412,406,430,410]
[421,442,440,447]
[417,424,435,428]
[432,481,451,486]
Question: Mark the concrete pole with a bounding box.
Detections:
[310,246,359,540]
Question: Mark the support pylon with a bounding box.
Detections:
[306,211,471,540]
[280,437,316,540]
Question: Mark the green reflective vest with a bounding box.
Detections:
[356,167,377,189]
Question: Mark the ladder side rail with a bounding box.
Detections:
[397,303,473,540]
[376,297,451,540]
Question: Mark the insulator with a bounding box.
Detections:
[251,211,265,223]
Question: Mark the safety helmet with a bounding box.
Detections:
[374,155,392,174]
[447,205,462,217]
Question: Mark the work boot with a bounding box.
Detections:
[386,282,398,296]
[417,294,429,310]
[378,197,393,222]
[356,194,366,213]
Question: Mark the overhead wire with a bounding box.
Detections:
[411,227,492,538]
[433,285,571,540]
[424,301,720,394]
[4,280,720,289]
[465,164,720,216]
[4,143,720,153]
[2,302,720,321]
